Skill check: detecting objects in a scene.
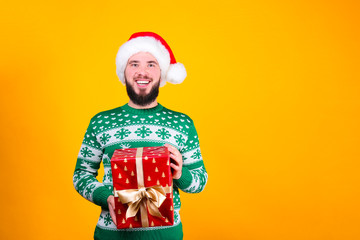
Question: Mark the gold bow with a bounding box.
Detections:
[115,185,167,227]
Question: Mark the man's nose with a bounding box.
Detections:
[136,65,148,76]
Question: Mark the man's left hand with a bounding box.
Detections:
[164,143,183,179]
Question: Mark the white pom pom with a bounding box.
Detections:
[166,63,187,84]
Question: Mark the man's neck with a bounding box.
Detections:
[128,99,158,109]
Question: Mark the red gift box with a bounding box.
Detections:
[110,146,174,229]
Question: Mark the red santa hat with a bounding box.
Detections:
[115,32,187,87]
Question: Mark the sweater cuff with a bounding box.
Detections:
[173,167,192,190]
[93,186,113,209]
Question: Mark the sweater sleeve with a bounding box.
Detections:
[73,116,113,209]
[173,121,208,193]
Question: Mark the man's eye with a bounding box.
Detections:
[131,64,138,67]
[148,64,154,67]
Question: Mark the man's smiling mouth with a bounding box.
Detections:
[136,80,151,87]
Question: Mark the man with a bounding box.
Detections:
[73,32,208,240]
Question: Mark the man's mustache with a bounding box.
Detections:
[134,75,152,80]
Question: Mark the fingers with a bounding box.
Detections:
[169,152,180,163]
[110,213,117,225]
[164,144,179,155]
[109,206,117,225]
[107,196,117,225]
[164,144,182,162]
[164,143,182,167]
[110,196,115,209]
[170,163,181,179]
[170,162,180,171]
[164,144,183,179]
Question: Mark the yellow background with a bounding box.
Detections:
[1,0,359,239]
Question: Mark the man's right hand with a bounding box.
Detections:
[107,195,117,225]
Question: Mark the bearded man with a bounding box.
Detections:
[73,32,208,240]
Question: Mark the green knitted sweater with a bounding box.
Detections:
[73,103,208,240]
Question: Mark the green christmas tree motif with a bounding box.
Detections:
[189,167,208,193]
[84,183,96,199]
[73,171,86,182]
[191,149,202,159]
[197,168,208,189]
[174,211,179,222]
[174,134,186,146]
[135,126,152,138]
[156,128,171,140]
[73,173,80,183]
[187,186,196,192]
[100,133,111,145]
[114,128,131,140]
[104,213,113,226]
[83,176,94,187]
[80,147,95,158]
[77,181,86,195]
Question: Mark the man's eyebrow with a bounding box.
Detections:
[128,60,139,64]
[147,61,158,64]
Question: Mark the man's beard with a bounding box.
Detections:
[125,77,160,107]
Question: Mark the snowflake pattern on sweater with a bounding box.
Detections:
[73,103,208,232]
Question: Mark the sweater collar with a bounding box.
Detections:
[121,103,164,114]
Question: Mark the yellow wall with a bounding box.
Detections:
[1,0,359,239]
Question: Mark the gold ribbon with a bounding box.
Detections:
[116,185,167,227]
[114,147,172,227]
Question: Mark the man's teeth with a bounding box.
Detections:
[137,81,150,84]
